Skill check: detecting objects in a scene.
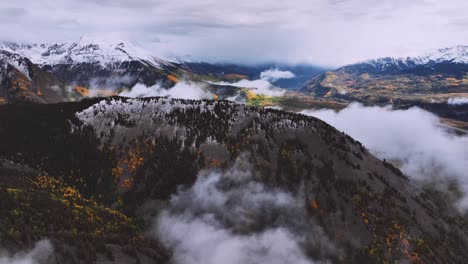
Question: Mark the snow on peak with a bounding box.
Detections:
[361,45,468,70]
[413,45,468,64]
[0,50,31,79]
[0,37,165,68]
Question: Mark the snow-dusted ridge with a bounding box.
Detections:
[76,97,316,143]
[0,37,169,68]
[414,45,468,64]
[0,50,32,79]
[358,45,468,70]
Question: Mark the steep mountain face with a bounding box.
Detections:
[0,50,83,104]
[0,97,467,263]
[0,38,179,90]
[302,46,468,107]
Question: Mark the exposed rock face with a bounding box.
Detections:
[0,50,76,104]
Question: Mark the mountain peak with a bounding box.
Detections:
[0,38,162,68]
[415,45,468,64]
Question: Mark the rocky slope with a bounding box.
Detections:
[0,97,467,263]
[0,50,84,104]
[0,37,179,90]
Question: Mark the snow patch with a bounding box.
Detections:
[448,97,468,105]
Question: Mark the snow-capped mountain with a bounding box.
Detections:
[0,50,31,79]
[0,37,182,92]
[358,45,468,73]
[0,50,77,104]
[0,37,172,69]
[413,45,468,64]
[302,45,468,106]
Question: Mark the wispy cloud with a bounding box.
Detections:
[154,156,340,264]
[119,81,214,100]
[302,103,468,208]
[0,240,53,264]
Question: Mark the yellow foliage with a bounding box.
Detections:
[246,90,258,100]
[63,187,82,199]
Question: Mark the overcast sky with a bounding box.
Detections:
[0,0,466,66]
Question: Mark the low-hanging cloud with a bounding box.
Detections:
[0,239,53,264]
[226,79,285,97]
[260,69,296,82]
[448,97,468,105]
[210,69,289,97]
[119,81,214,100]
[89,74,135,90]
[154,157,340,264]
[301,103,468,207]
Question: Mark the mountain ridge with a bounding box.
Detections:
[0,96,467,263]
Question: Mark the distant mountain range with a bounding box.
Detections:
[303,45,468,99]
[0,38,325,104]
[1,38,467,124]
[301,46,468,123]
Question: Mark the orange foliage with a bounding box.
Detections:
[74,86,90,96]
[127,149,144,172]
[112,166,124,180]
[11,78,32,91]
[209,159,223,167]
[73,86,117,97]
[167,75,179,82]
[310,199,319,209]
[119,178,134,189]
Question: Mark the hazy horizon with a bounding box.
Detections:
[0,0,466,66]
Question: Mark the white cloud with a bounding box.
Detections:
[210,77,286,97]
[448,97,468,105]
[227,79,286,97]
[301,103,468,207]
[0,240,53,264]
[119,81,214,100]
[0,0,466,65]
[260,69,296,82]
[155,157,340,264]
